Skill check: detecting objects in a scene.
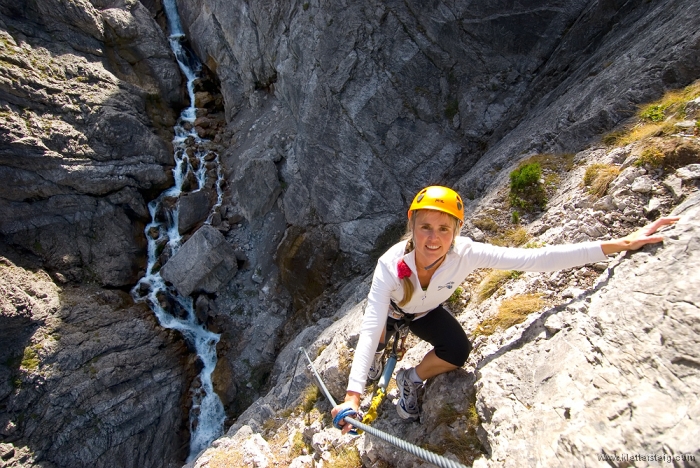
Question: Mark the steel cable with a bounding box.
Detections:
[299,347,468,468]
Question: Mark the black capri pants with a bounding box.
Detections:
[384,305,471,367]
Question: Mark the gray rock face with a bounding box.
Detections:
[160,225,238,297]
[232,158,282,222]
[456,0,700,195]
[0,0,182,287]
[472,194,700,467]
[175,0,700,316]
[0,256,193,468]
[190,131,700,467]
[170,0,700,461]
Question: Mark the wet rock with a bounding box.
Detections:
[160,225,238,296]
[195,295,211,324]
[179,190,214,234]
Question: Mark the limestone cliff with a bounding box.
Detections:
[176,0,700,436]
[175,0,700,329]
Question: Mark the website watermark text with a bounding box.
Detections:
[598,452,696,463]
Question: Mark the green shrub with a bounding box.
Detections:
[21,347,40,371]
[510,162,541,191]
[447,287,464,305]
[509,162,546,211]
[640,104,666,122]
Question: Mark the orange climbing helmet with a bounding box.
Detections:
[408,186,464,222]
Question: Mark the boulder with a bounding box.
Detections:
[685,97,700,119]
[160,225,238,296]
[663,174,685,201]
[630,175,654,193]
[676,164,700,181]
[179,190,214,234]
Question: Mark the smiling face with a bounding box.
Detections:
[411,210,458,269]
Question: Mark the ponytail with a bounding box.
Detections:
[398,222,415,307]
[398,276,414,307]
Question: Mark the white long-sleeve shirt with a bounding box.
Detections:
[346,236,608,394]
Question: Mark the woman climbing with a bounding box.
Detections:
[331,185,679,432]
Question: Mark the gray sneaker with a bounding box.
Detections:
[395,368,421,421]
[367,351,384,381]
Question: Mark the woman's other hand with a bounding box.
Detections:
[331,392,360,434]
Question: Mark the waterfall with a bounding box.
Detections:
[131,0,225,461]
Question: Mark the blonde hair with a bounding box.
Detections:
[397,211,461,307]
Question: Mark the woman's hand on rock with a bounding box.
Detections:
[601,216,680,255]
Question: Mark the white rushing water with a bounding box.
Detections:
[132,0,225,461]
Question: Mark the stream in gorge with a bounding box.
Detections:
[131,0,225,461]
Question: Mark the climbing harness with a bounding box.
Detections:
[299,347,468,468]
[362,308,411,425]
